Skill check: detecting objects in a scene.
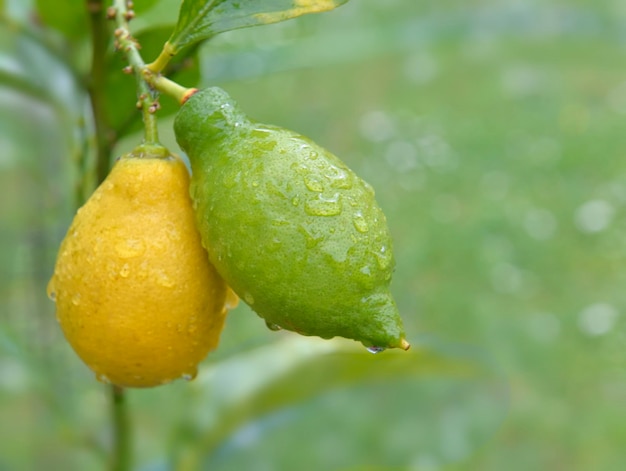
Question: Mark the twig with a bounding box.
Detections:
[87,0,115,186]
[110,385,131,471]
[111,0,160,144]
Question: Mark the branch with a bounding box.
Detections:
[110,0,160,144]
[87,0,114,188]
[110,385,131,471]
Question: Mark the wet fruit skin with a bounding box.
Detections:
[48,146,237,388]
[174,87,408,350]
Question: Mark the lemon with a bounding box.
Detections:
[47,145,237,388]
[174,87,408,351]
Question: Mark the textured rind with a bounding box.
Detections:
[48,154,231,387]
[175,88,405,348]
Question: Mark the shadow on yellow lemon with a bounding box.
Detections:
[48,145,237,388]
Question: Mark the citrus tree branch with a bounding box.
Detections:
[111,386,131,471]
[87,0,114,189]
[111,0,160,144]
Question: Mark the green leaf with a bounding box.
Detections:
[169,0,349,51]
[186,336,506,468]
[0,23,84,130]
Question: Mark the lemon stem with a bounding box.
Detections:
[140,82,160,145]
[111,0,160,145]
[147,73,197,105]
[111,385,132,471]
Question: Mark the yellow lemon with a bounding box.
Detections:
[47,145,237,388]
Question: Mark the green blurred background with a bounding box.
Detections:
[2,0,626,469]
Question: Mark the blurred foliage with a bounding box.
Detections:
[2,0,626,470]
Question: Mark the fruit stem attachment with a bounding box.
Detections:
[111,385,132,471]
[111,0,160,145]
[146,73,197,105]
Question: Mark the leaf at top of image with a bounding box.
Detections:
[169,0,350,52]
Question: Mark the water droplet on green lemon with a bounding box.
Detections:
[265,320,282,331]
[353,211,369,233]
[304,175,324,192]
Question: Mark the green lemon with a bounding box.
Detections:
[174,87,408,351]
